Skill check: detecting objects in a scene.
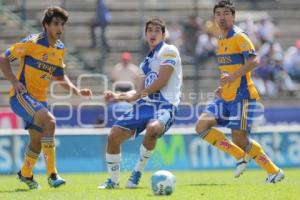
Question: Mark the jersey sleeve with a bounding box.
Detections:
[3,35,37,62]
[160,47,179,68]
[3,42,30,62]
[237,33,257,59]
[52,67,65,76]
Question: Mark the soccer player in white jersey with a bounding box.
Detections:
[98,17,182,189]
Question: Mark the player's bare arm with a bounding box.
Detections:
[52,75,93,98]
[0,54,27,94]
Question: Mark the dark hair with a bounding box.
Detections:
[145,17,166,33]
[42,6,69,28]
[213,0,235,15]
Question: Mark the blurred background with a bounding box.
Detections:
[0,0,299,174]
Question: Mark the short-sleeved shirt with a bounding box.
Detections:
[3,32,65,102]
[216,25,260,101]
[139,41,182,107]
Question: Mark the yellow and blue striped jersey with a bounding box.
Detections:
[3,32,65,102]
[216,25,260,101]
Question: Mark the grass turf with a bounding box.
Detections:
[0,168,299,200]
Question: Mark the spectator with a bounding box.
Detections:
[110,52,140,92]
[258,41,283,61]
[284,39,300,81]
[273,53,296,95]
[195,31,217,66]
[253,56,278,97]
[238,19,259,49]
[165,22,183,49]
[182,15,203,55]
[256,17,279,44]
[90,0,111,51]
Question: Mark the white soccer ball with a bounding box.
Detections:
[151,170,176,196]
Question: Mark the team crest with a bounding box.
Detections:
[42,53,48,61]
[145,72,158,88]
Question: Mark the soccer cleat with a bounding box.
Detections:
[266,169,285,184]
[126,170,142,188]
[98,179,120,189]
[48,173,66,188]
[17,171,40,190]
[234,155,250,178]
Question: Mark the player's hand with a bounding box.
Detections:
[13,80,27,95]
[214,86,223,98]
[104,90,120,102]
[78,88,93,99]
[220,72,236,87]
[118,92,139,102]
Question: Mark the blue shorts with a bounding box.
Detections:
[114,99,176,137]
[10,93,48,131]
[204,98,261,132]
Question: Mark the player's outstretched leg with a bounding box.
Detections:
[196,114,248,178]
[36,109,66,188]
[98,127,133,189]
[126,121,163,188]
[246,139,285,183]
[126,144,152,188]
[18,129,42,190]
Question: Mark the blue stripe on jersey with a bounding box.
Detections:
[52,67,64,76]
[36,32,49,47]
[19,57,27,87]
[236,75,250,99]
[217,53,245,66]
[140,41,164,75]
[242,50,257,59]
[4,49,11,57]
[25,56,63,74]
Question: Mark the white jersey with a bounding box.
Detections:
[140,41,182,107]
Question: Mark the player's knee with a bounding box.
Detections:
[195,120,213,134]
[47,119,56,132]
[146,123,162,139]
[195,121,204,133]
[232,135,248,149]
[195,113,215,134]
[42,117,56,135]
[108,129,122,145]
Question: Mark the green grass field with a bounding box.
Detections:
[0,168,299,200]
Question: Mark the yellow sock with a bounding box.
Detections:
[21,148,39,177]
[41,137,57,176]
[200,128,245,160]
[247,140,279,174]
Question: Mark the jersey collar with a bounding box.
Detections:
[37,32,50,47]
[148,41,164,58]
[226,25,238,39]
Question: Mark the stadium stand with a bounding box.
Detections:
[0,0,300,106]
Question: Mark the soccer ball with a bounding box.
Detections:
[151,170,176,196]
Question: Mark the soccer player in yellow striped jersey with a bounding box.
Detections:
[0,7,92,189]
[195,0,284,183]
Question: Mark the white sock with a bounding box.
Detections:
[106,153,121,183]
[134,144,153,172]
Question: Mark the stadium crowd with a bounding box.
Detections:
[164,15,300,98]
